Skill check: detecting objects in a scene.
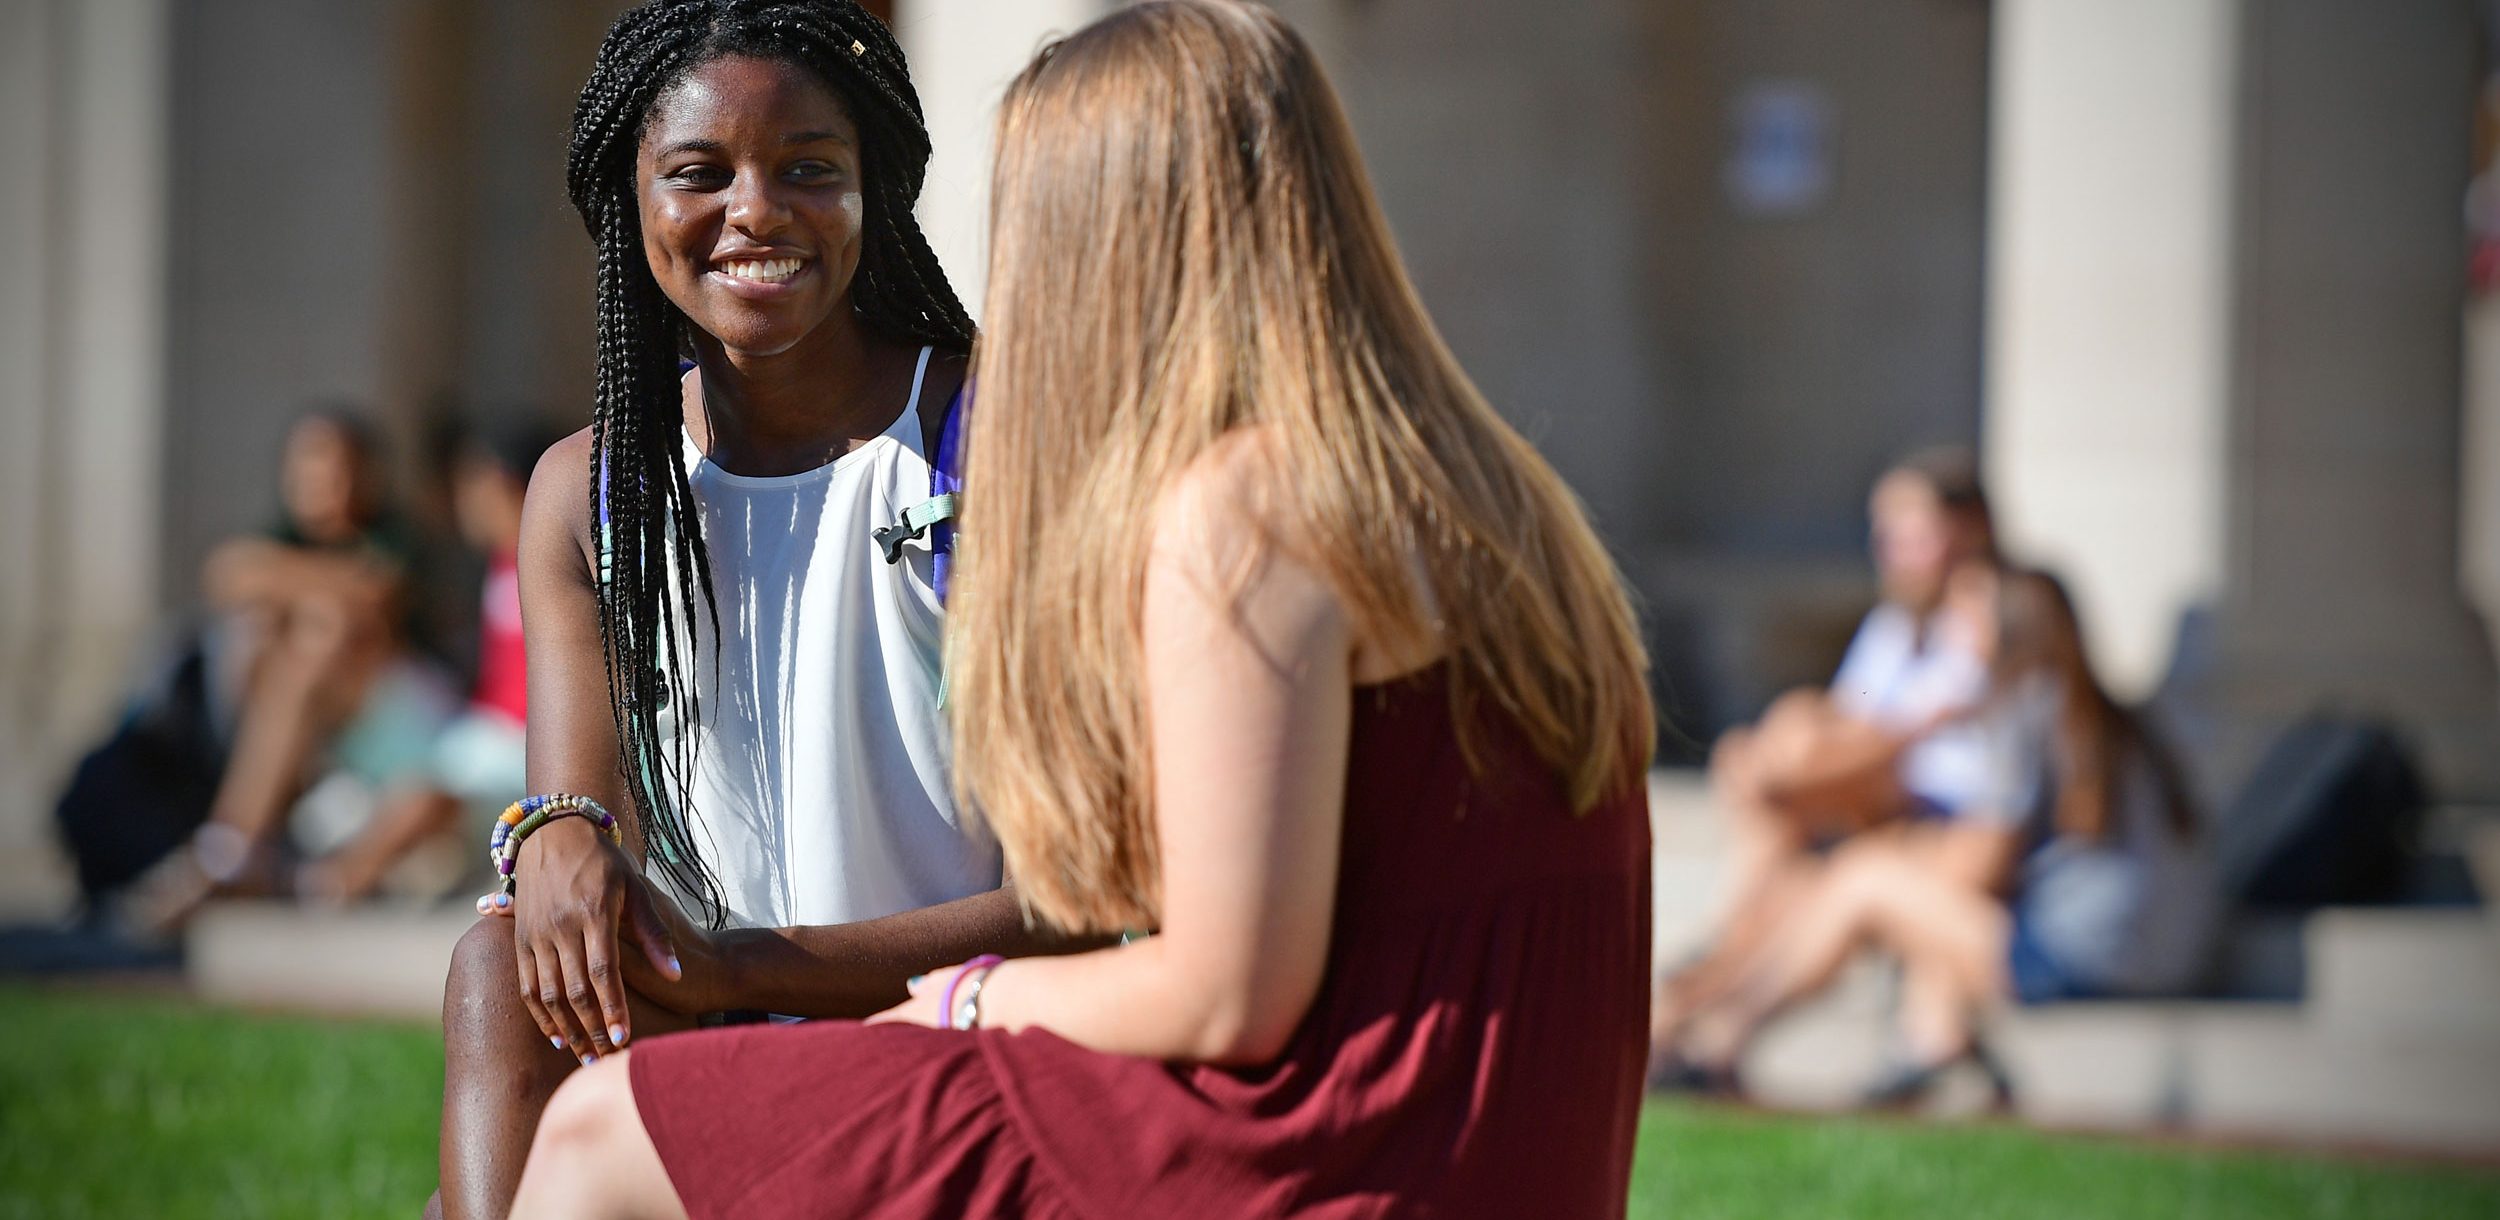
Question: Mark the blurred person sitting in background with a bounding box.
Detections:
[1652,448,2001,1083]
[129,408,458,929]
[296,419,557,907]
[1653,563,2215,1106]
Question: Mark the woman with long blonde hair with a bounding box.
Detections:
[512,3,1655,1215]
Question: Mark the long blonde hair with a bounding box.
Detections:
[952,0,1653,933]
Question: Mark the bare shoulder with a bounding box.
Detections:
[1154,429,1442,683]
[1152,427,1291,560]
[521,426,600,575]
[1148,429,1345,657]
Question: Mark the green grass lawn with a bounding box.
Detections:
[4,986,2497,1219]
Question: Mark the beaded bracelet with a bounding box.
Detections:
[940,954,1006,1031]
[488,793,623,900]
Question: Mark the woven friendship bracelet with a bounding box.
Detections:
[489,793,623,899]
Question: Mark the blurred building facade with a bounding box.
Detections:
[3,0,2496,908]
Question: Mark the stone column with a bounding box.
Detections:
[897,0,1114,316]
[2214,0,2497,792]
[1988,0,2498,795]
[0,0,173,914]
[1983,0,2241,697]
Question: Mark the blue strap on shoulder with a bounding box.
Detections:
[873,384,969,604]
[929,384,967,603]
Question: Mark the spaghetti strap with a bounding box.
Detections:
[904,345,933,418]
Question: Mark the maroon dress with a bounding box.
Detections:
[630,665,1653,1218]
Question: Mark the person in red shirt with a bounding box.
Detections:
[300,421,553,905]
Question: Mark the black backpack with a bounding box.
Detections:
[52,633,229,904]
[2211,713,2426,909]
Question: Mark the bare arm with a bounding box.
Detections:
[503,429,1095,1049]
[872,437,1354,1065]
[515,431,638,830]
[1756,717,1916,811]
[202,536,403,614]
[631,884,1103,1019]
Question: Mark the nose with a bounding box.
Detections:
[724,169,792,238]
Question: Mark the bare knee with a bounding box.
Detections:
[448,915,514,997]
[521,1055,643,1205]
[1821,846,1905,907]
[1762,688,1828,727]
[534,1055,634,1154]
[444,917,530,1054]
[1708,726,1756,787]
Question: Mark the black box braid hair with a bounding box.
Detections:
[565,0,976,925]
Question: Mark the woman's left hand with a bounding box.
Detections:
[864,961,983,1029]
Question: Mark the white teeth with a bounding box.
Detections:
[720,257,803,282]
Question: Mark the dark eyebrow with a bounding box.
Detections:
[785,130,851,147]
[653,137,725,160]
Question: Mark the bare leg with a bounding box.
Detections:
[1692,692,1907,960]
[438,917,693,1220]
[206,598,366,843]
[1707,723,1808,935]
[510,1052,689,1220]
[1676,857,1891,1067]
[304,788,463,906]
[1888,895,2008,1064]
[1682,845,2006,1070]
[1655,859,1816,1044]
[1655,725,1818,1043]
[129,615,365,931]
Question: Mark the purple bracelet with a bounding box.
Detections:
[938,954,1006,1031]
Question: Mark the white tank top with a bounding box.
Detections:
[658,347,997,930]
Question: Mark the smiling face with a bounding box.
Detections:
[636,54,866,357]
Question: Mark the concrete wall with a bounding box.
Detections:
[159,1,397,604]
[1984,0,2241,696]
[1643,0,1993,558]
[2216,0,2494,734]
[1273,0,1671,547]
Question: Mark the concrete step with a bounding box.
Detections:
[2471,823,2500,924]
[187,900,472,1019]
[1647,770,1727,970]
[1993,1004,2195,1128]
[1738,985,2500,1154]
[2182,1005,2500,1154]
[2304,907,2500,1032]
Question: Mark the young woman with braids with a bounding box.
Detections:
[510,3,1655,1216]
[432,4,1080,1217]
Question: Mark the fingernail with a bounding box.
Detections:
[608,1023,627,1047]
[551,1036,566,1050]
[907,974,926,989]
[667,954,682,975]
[580,1054,598,1066]
[494,893,511,908]
[476,897,492,913]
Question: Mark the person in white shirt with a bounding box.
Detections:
[1653,449,1998,1084]
[1653,564,2213,1106]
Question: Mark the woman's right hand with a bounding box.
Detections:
[493,818,680,1063]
